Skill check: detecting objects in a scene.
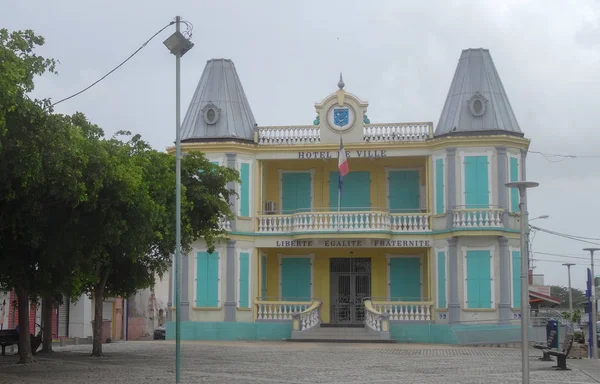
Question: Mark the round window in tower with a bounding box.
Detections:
[468,93,487,117]
[203,105,220,125]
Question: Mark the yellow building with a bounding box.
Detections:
[167,49,531,343]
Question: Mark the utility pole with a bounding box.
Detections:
[584,248,600,359]
[506,181,539,384]
[562,263,575,316]
[163,16,194,383]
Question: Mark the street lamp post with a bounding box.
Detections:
[562,263,575,316]
[506,181,539,384]
[584,248,600,360]
[163,16,194,384]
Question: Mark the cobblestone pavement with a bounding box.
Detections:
[0,341,599,383]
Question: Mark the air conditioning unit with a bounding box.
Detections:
[264,201,276,214]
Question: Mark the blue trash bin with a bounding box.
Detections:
[546,318,559,349]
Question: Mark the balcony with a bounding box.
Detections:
[451,206,504,228]
[255,122,432,146]
[257,209,431,234]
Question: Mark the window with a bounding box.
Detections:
[238,251,250,308]
[196,251,220,307]
[387,255,423,301]
[434,158,445,214]
[511,249,521,308]
[509,156,520,213]
[464,248,493,309]
[329,171,370,211]
[239,162,250,217]
[279,255,313,301]
[388,170,421,213]
[463,155,490,208]
[436,250,447,308]
[280,171,312,214]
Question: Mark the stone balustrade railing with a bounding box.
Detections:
[364,300,390,333]
[292,300,322,332]
[257,211,430,233]
[256,126,321,145]
[363,123,432,142]
[371,300,433,322]
[452,208,504,228]
[255,300,312,321]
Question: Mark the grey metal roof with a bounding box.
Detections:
[180,59,256,142]
[435,48,522,137]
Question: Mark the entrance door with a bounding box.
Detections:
[330,258,371,324]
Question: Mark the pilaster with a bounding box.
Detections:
[224,240,237,322]
[226,153,237,232]
[447,237,460,323]
[445,148,457,229]
[496,146,509,227]
[498,236,511,324]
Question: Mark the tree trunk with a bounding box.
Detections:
[91,268,110,357]
[40,295,54,353]
[15,286,33,364]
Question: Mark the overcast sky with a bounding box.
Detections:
[3,0,600,291]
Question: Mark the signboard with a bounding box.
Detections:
[297,149,387,160]
[530,285,551,296]
[262,238,432,248]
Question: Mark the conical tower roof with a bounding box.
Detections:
[180,58,256,142]
[435,48,522,137]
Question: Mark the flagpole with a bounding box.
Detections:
[337,134,342,232]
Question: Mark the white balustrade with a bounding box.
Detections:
[373,302,433,322]
[257,211,430,233]
[452,209,504,228]
[218,217,231,232]
[293,300,322,331]
[255,301,310,321]
[363,123,432,142]
[257,126,321,145]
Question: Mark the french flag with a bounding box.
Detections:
[338,137,349,193]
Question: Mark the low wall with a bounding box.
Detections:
[165,322,293,341]
[127,317,147,340]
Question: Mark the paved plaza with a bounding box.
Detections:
[0,341,599,383]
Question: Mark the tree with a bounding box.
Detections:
[547,285,586,308]
[71,130,238,356]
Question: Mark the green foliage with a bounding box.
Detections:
[547,285,587,308]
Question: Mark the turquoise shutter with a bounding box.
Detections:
[389,257,422,301]
[512,251,521,308]
[240,163,250,216]
[281,258,311,301]
[239,252,250,308]
[261,255,267,300]
[437,251,447,308]
[329,171,370,211]
[281,172,311,213]
[196,252,208,306]
[435,159,445,214]
[206,252,219,307]
[388,170,420,213]
[464,156,489,208]
[466,250,492,309]
[509,157,519,213]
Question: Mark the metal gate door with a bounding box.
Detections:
[330,258,371,324]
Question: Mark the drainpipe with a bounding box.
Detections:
[125,298,129,341]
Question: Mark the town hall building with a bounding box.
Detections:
[166,48,530,344]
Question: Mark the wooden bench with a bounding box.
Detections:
[546,333,575,371]
[0,329,19,356]
[533,329,558,361]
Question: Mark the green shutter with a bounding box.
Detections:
[261,255,267,300]
[281,258,311,301]
[329,171,370,211]
[196,252,208,306]
[240,163,250,217]
[437,251,447,308]
[239,252,250,308]
[281,172,311,214]
[206,252,219,307]
[512,251,521,308]
[435,159,445,214]
[466,250,492,309]
[388,170,420,213]
[464,156,489,208]
[389,257,422,301]
[510,157,519,213]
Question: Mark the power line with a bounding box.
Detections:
[530,225,600,246]
[533,251,589,261]
[50,21,176,107]
[529,150,600,163]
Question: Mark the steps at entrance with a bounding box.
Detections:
[288,325,396,343]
